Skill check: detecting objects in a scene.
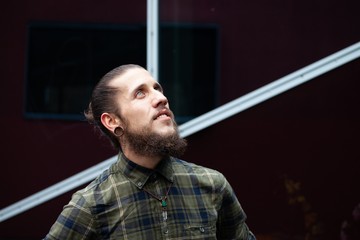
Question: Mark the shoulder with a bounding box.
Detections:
[170,157,228,192]
[171,158,220,174]
[70,160,125,206]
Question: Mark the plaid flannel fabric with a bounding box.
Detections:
[44,153,255,239]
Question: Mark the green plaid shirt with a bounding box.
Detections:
[45,153,255,239]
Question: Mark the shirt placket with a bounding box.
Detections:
[144,174,172,239]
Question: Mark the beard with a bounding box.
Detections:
[123,123,187,158]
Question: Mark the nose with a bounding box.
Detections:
[152,89,168,108]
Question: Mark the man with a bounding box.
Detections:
[44,64,256,239]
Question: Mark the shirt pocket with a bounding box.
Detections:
[182,222,217,239]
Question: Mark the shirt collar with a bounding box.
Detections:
[115,152,174,189]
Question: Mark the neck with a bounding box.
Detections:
[122,148,162,169]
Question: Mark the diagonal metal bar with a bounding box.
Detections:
[0,156,117,222]
[178,41,360,137]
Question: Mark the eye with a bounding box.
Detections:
[135,89,145,98]
[154,83,163,93]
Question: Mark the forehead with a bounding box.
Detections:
[109,67,156,92]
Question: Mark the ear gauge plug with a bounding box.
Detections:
[114,127,124,137]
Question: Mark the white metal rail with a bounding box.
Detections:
[179,41,360,137]
[1,42,360,222]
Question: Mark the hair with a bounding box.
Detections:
[84,64,144,150]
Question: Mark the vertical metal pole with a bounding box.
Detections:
[147,0,159,80]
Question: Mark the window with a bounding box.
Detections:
[160,23,219,122]
[25,22,218,123]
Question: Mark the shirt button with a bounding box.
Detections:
[199,227,205,233]
[137,182,142,187]
[163,228,168,234]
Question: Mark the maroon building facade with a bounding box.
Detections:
[1,0,360,239]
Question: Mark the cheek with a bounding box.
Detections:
[126,109,151,127]
[121,101,152,125]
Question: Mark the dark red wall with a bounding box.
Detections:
[1,0,360,239]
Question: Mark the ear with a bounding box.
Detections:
[100,113,121,133]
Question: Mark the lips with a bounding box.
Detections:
[154,109,172,120]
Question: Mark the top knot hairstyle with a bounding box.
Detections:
[84,64,144,150]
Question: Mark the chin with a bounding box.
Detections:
[160,130,176,137]
[157,126,177,137]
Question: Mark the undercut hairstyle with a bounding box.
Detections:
[84,64,144,150]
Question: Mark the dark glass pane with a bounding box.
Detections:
[160,24,219,123]
[25,23,147,120]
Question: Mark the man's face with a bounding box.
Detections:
[110,67,177,137]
